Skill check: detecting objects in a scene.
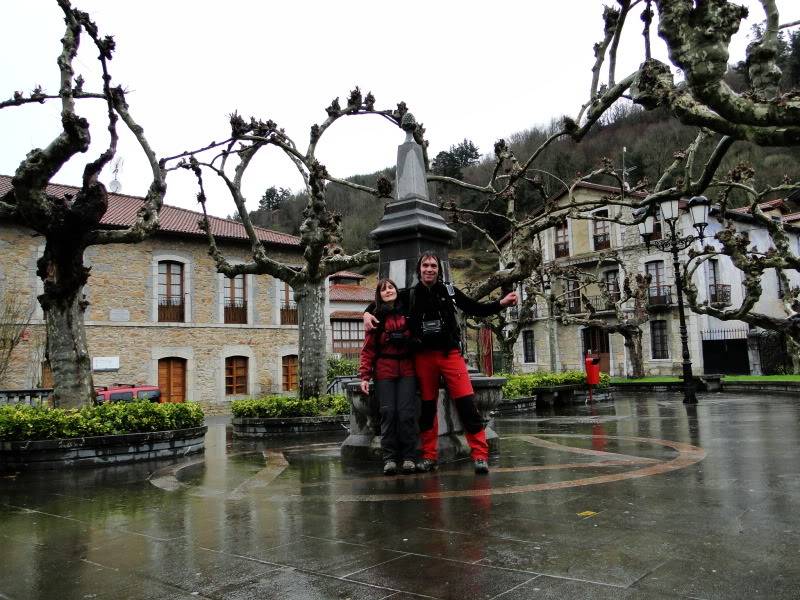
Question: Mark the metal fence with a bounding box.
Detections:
[0,388,53,407]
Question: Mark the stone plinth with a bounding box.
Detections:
[340,375,506,462]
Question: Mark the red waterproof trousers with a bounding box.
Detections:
[414,349,488,461]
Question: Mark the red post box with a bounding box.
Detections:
[585,350,601,385]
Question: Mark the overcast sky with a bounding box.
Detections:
[2,1,799,217]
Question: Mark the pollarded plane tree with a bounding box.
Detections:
[170,89,415,399]
[599,0,800,367]
[555,253,653,378]
[0,1,166,408]
[682,169,800,369]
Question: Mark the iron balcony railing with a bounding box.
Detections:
[566,297,582,314]
[647,284,673,306]
[280,302,298,325]
[593,233,611,250]
[158,295,184,322]
[554,241,570,258]
[224,298,248,324]
[708,283,731,306]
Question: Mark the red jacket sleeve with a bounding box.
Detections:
[359,329,377,381]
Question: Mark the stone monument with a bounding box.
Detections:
[340,115,504,463]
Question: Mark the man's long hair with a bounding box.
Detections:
[415,251,444,284]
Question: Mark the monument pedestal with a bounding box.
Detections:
[340,375,506,463]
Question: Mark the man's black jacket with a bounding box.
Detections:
[368,282,502,352]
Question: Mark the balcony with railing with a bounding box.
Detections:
[585,289,620,312]
[280,302,298,325]
[647,284,673,308]
[708,283,731,306]
[566,296,582,314]
[224,299,248,324]
[158,295,184,322]
[554,241,570,258]
[593,233,611,250]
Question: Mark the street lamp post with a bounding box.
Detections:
[634,196,711,404]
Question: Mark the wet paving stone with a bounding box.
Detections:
[2,392,800,599]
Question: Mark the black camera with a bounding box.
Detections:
[421,319,443,336]
[387,331,406,342]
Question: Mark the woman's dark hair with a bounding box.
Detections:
[374,278,399,309]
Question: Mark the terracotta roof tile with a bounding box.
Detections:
[0,175,300,247]
[329,284,373,302]
[330,271,365,279]
[730,199,785,214]
[330,310,366,320]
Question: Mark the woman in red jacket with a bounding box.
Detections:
[359,278,417,475]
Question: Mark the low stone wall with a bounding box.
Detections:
[0,426,208,471]
[232,415,348,438]
[721,381,800,395]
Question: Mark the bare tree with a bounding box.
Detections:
[172,90,417,399]
[683,171,800,368]
[0,291,34,387]
[0,1,167,408]
[556,256,652,378]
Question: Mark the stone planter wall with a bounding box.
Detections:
[0,426,208,471]
[232,415,348,438]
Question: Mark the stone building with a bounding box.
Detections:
[0,176,371,410]
[507,182,800,376]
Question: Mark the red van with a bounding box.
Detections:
[94,384,161,404]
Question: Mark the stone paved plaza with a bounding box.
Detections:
[1,392,799,599]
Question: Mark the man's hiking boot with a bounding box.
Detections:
[473,459,489,474]
[415,458,438,473]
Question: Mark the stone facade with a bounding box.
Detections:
[508,183,800,377]
[0,221,306,410]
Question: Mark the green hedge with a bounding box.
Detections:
[501,370,610,399]
[327,357,359,382]
[0,401,205,442]
[231,394,349,418]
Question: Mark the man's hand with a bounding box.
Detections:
[499,291,519,307]
[363,312,380,332]
[360,380,370,395]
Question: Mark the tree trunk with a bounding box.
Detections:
[547,304,558,372]
[622,326,645,379]
[786,336,800,375]
[37,239,95,409]
[296,279,327,400]
[43,289,94,408]
[499,337,516,374]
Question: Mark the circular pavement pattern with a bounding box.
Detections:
[149,433,705,503]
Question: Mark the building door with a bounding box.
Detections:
[158,357,186,403]
[582,326,611,373]
[282,355,298,391]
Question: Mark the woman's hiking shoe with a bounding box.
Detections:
[473,459,489,474]
[401,460,416,474]
[383,461,398,475]
[415,458,438,473]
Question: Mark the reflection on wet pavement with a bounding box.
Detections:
[1,392,799,599]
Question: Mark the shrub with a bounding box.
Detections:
[327,356,359,382]
[231,394,349,418]
[501,370,610,399]
[0,401,205,442]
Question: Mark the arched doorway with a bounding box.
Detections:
[158,357,187,402]
[582,326,611,373]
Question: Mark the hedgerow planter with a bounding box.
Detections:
[0,426,207,471]
[232,415,348,438]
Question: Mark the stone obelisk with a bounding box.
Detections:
[369,113,456,289]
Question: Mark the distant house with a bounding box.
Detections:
[328,271,373,359]
[503,182,800,376]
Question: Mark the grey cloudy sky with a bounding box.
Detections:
[2,1,799,217]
